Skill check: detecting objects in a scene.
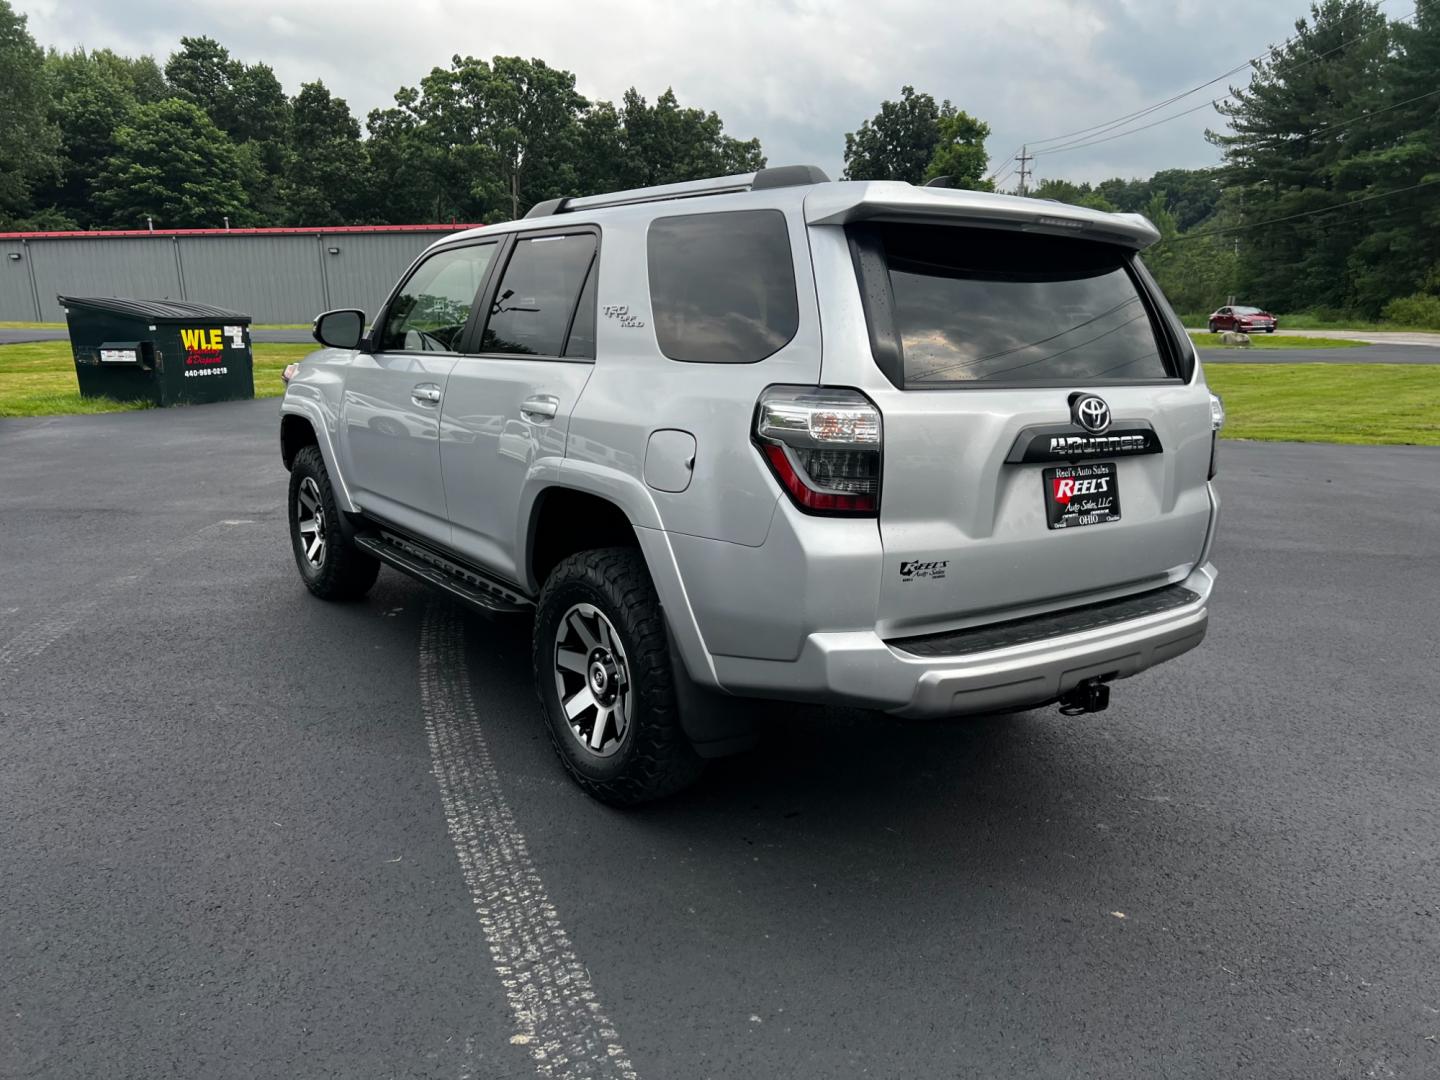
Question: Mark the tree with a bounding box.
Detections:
[1209,1,1393,312]
[924,109,993,190]
[165,36,242,132]
[1141,196,1239,317]
[843,86,945,182]
[600,88,764,192]
[93,98,253,228]
[361,96,450,223]
[282,81,366,224]
[165,37,289,221]
[1147,169,1223,231]
[40,48,140,224]
[1029,178,1116,211]
[0,0,61,228]
[1342,3,1440,312]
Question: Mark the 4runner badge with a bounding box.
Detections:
[900,560,948,582]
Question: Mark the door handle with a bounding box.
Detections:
[520,395,559,422]
[411,383,442,406]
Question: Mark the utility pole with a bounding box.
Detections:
[1015,145,1034,196]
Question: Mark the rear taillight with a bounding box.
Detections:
[1208,391,1225,479]
[754,387,881,515]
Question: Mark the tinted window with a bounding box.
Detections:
[860,224,1172,386]
[380,243,496,352]
[481,233,597,357]
[648,210,799,364]
[563,262,598,359]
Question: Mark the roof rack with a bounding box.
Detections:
[524,164,830,219]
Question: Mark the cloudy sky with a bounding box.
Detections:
[18,0,1310,187]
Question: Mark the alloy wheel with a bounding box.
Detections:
[295,475,327,569]
[553,603,632,758]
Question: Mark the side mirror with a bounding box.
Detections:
[313,308,366,350]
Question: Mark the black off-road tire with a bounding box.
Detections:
[287,445,380,601]
[533,548,704,806]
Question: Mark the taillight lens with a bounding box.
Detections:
[1208,391,1225,479]
[754,387,881,515]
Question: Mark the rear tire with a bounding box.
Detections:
[287,445,379,601]
[533,548,704,805]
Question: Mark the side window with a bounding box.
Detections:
[562,261,598,359]
[647,209,799,364]
[379,243,497,352]
[481,233,597,357]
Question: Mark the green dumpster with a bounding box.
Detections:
[59,296,255,406]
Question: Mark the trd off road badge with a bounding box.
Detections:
[900,559,948,582]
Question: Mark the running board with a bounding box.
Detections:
[355,532,532,615]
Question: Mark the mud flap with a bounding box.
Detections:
[666,624,759,759]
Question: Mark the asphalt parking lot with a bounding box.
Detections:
[3,400,1437,1080]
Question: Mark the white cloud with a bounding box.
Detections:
[20,0,1305,185]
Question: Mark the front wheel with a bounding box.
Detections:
[287,445,379,601]
[533,548,703,805]
[1208,321,1217,333]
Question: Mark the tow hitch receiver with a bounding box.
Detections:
[1059,677,1111,716]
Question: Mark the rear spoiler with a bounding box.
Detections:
[803,182,1160,250]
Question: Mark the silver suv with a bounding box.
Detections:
[279,165,1222,804]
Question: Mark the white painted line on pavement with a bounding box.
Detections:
[418,602,639,1080]
[0,574,139,666]
[0,517,267,668]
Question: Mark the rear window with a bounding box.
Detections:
[852,223,1175,387]
[647,210,799,364]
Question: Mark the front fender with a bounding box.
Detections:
[280,390,356,514]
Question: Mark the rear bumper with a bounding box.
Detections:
[710,562,1215,718]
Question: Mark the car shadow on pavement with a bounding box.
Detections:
[453,600,1144,891]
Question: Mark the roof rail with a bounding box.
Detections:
[523,165,830,219]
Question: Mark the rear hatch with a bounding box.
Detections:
[821,214,1214,640]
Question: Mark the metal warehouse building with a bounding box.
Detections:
[0,224,482,325]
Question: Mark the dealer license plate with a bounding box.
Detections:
[1043,462,1121,530]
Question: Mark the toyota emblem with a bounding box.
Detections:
[1072,394,1111,434]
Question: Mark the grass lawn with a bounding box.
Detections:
[1187,331,1362,350]
[0,340,313,418]
[1205,363,1440,446]
[4,343,1437,447]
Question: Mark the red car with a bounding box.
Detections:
[1208,305,1276,333]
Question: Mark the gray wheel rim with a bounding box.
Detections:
[553,603,632,758]
[295,476,327,569]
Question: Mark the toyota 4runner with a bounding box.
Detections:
[279,165,1222,804]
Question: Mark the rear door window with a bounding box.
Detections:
[480,233,597,358]
[852,223,1175,387]
[647,210,799,364]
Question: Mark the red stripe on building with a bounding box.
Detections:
[0,224,485,240]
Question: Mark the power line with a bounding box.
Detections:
[1033,96,1224,158]
[1157,176,1440,244]
[1248,84,1440,146]
[1007,0,1427,166]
